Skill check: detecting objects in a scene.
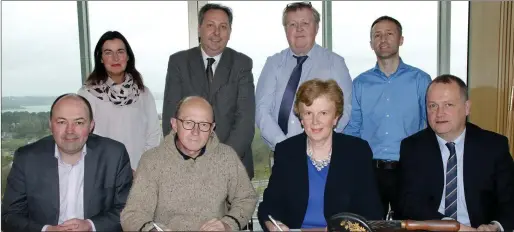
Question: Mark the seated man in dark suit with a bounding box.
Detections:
[1,93,133,232]
[162,3,255,179]
[399,74,514,231]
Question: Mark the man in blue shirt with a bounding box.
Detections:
[256,2,353,151]
[344,16,431,219]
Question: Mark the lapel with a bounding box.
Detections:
[291,133,310,213]
[189,47,210,97]
[83,135,99,218]
[462,123,480,224]
[426,128,445,203]
[323,133,349,208]
[209,48,232,101]
[43,138,60,222]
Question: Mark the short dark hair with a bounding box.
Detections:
[198,3,233,27]
[50,93,94,121]
[282,1,320,27]
[429,74,469,101]
[370,15,403,38]
[87,31,145,91]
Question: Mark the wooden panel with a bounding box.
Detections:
[468,2,501,132]
[468,2,514,157]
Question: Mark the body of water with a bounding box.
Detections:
[1,100,166,114]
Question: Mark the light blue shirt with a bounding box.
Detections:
[255,44,353,150]
[436,130,471,226]
[343,59,431,160]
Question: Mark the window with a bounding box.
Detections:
[1,1,81,196]
[88,1,190,115]
[209,1,323,81]
[332,1,438,79]
[450,1,469,83]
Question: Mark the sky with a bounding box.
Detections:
[1,1,469,98]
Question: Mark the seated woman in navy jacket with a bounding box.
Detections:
[257,79,383,231]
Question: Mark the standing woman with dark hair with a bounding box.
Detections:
[78,31,162,173]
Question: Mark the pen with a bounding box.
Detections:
[152,222,164,231]
[268,215,283,231]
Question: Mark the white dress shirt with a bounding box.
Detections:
[436,129,503,230]
[42,145,96,231]
[201,47,223,75]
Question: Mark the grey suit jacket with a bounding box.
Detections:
[1,134,133,232]
[162,46,255,179]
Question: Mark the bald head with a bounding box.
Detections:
[50,93,93,121]
[175,96,214,122]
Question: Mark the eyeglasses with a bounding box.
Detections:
[176,118,213,132]
[286,1,312,9]
[102,50,127,59]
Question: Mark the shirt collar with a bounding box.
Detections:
[200,47,223,64]
[54,144,88,162]
[372,57,407,74]
[289,43,318,58]
[174,136,207,160]
[435,128,466,148]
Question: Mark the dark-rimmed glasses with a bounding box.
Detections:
[176,118,213,132]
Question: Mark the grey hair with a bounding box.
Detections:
[282,2,320,27]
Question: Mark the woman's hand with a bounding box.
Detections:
[265,220,290,231]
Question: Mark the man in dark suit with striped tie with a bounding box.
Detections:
[398,74,514,231]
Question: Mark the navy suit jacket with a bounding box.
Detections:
[1,134,133,232]
[398,122,514,229]
[257,132,383,230]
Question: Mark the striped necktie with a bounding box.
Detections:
[445,142,458,219]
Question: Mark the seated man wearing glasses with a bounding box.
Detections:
[120,96,258,231]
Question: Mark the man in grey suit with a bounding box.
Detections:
[162,3,255,179]
[1,93,133,232]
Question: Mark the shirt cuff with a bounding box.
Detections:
[221,215,240,231]
[490,221,503,231]
[441,217,455,220]
[87,219,96,231]
[42,225,50,231]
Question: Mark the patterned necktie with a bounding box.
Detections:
[445,142,458,220]
[206,58,215,83]
[278,55,308,135]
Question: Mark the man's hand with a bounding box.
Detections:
[264,220,290,231]
[199,219,231,231]
[476,224,499,231]
[60,218,93,231]
[459,224,477,231]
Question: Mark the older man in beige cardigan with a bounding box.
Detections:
[121,96,258,231]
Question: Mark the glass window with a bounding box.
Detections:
[450,1,469,83]
[88,1,190,115]
[1,1,81,196]
[332,1,438,79]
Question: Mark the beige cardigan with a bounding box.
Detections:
[120,131,258,231]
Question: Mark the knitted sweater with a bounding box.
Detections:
[120,132,258,231]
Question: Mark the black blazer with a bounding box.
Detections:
[1,134,133,232]
[398,122,514,229]
[162,46,255,179]
[257,132,383,230]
